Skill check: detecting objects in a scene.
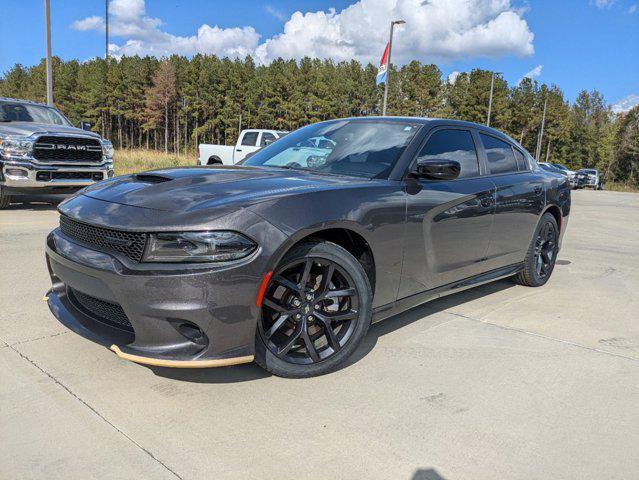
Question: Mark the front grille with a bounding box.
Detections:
[68,288,133,332]
[34,136,103,162]
[60,215,147,262]
[50,172,98,180]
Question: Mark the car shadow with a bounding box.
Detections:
[149,279,515,384]
[3,196,62,211]
[341,279,516,370]
[411,469,447,480]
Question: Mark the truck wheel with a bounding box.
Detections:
[0,188,11,209]
[207,156,222,165]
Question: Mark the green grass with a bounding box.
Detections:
[114,149,197,176]
[604,182,639,193]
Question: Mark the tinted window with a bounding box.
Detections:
[241,131,259,146]
[513,148,529,171]
[244,120,421,178]
[260,132,277,146]
[480,133,518,174]
[416,129,479,179]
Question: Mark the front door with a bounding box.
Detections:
[398,127,495,299]
[235,131,261,163]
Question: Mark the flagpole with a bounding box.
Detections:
[382,20,405,116]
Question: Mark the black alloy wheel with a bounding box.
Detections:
[255,241,372,378]
[534,220,557,279]
[514,212,559,287]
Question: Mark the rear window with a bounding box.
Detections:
[513,148,529,171]
[416,129,479,179]
[241,131,259,146]
[480,133,518,174]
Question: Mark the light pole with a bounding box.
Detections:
[44,0,53,105]
[486,71,502,127]
[535,97,547,162]
[105,0,109,60]
[382,19,405,116]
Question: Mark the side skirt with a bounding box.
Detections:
[371,263,523,324]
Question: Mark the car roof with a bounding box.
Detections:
[329,116,522,149]
[0,97,52,108]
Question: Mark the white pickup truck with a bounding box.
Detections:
[198,129,287,165]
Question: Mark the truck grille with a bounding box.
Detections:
[59,215,147,262]
[34,136,103,162]
[68,288,133,332]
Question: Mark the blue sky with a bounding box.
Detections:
[2,0,637,111]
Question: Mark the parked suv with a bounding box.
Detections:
[576,168,604,190]
[0,98,114,208]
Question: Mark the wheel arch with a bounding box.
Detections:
[542,203,563,233]
[207,156,222,165]
[268,223,377,297]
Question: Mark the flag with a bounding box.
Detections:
[376,42,389,85]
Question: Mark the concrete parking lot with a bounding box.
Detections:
[1,190,638,480]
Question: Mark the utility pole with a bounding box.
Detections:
[486,72,495,126]
[105,0,109,60]
[535,98,547,162]
[382,19,405,116]
[44,0,53,105]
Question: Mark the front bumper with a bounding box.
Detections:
[1,159,114,194]
[45,228,271,367]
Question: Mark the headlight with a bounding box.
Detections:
[143,231,257,263]
[0,135,33,157]
[102,140,114,159]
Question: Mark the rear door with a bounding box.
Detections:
[234,130,260,162]
[477,132,545,269]
[398,127,496,298]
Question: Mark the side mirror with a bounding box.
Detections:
[413,159,461,180]
[264,139,274,146]
[79,121,92,131]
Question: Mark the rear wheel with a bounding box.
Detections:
[513,212,559,287]
[255,241,372,378]
[0,187,11,209]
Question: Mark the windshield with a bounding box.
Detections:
[0,102,71,126]
[243,120,422,178]
[579,169,597,174]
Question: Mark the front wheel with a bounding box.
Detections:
[255,241,372,378]
[513,212,559,287]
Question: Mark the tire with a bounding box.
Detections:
[513,212,559,287]
[0,187,11,209]
[255,240,372,378]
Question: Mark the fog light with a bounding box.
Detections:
[36,172,51,181]
[6,168,27,177]
[178,323,208,347]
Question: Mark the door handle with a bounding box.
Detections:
[236,148,243,152]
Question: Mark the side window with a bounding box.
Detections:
[416,129,479,179]
[241,131,259,146]
[260,132,277,146]
[480,133,518,175]
[513,148,529,171]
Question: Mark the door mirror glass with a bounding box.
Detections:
[414,159,461,180]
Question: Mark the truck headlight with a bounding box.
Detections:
[102,140,114,159]
[0,135,33,157]
[143,231,257,263]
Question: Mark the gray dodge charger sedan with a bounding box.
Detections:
[45,117,570,378]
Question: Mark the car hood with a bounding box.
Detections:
[81,165,361,212]
[0,121,102,139]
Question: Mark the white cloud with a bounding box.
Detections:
[518,64,543,84]
[447,71,461,84]
[591,0,617,8]
[73,0,534,64]
[265,5,287,22]
[611,94,639,114]
[72,16,104,31]
[628,4,637,13]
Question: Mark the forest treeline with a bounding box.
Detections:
[1,55,637,185]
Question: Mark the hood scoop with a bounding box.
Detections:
[133,173,173,184]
